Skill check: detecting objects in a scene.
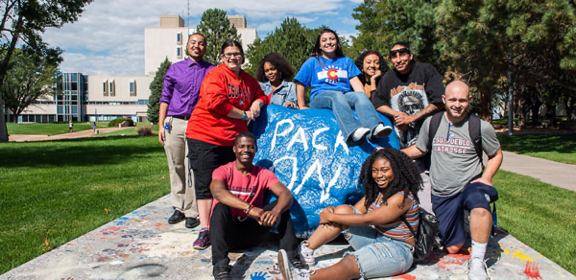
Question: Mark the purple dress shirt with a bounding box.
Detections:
[160,58,215,116]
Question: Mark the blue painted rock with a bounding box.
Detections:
[251,104,400,238]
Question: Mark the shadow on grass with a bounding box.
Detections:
[498,133,576,154]
[0,136,164,169]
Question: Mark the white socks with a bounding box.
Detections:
[471,240,487,260]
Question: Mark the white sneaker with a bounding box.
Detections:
[279,249,311,280]
[298,241,315,266]
[372,124,393,138]
[468,257,489,280]
[352,127,370,142]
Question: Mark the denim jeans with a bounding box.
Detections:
[342,208,414,279]
[309,90,383,143]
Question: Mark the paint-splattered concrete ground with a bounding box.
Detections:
[2,195,574,280]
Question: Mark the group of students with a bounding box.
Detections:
[159,28,503,280]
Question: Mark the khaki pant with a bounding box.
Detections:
[164,117,198,217]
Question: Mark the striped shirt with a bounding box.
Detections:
[369,191,420,241]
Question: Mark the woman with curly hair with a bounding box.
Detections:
[256,52,298,108]
[355,51,389,99]
[278,147,422,280]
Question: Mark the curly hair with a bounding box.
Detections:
[354,51,389,85]
[311,29,344,58]
[255,52,295,83]
[358,147,422,210]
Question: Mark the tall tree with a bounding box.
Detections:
[435,0,576,120]
[0,0,93,142]
[1,48,58,122]
[196,8,240,65]
[147,57,172,124]
[350,0,439,67]
[245,17,311,74]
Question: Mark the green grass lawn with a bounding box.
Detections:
[498,133,576,165]
[494,170,576,274]
[0,136,168,274]
[7,122,110,135]
[0,136,574,275]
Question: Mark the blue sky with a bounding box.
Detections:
[43,0,364,76]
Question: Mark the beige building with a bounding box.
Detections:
[14,15,258,123]
[144,15,189,77]
[86,75,153,122]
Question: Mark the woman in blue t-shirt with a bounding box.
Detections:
[294,29,391,145]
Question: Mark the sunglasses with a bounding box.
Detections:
[389,48,410,58]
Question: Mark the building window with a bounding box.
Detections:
[177,47,182,59]
[103,81,108,96]
[130,81,136,96]
[177,33,182,45]
[109,80,115,97]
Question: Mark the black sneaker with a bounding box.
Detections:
[168,210,185,224]
[213,265,231,280]
[185,217,200,228]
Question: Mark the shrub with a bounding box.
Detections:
[137,125,153,136]
[108,118,134,127]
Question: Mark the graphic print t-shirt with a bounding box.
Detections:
[294,56,361,100]
[415,114,501,197]
[373,62,444,148]
[212,162,280,217]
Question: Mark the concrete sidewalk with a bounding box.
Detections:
[2,195,574,280]
[499,151,576,191]
[8,127,131,142]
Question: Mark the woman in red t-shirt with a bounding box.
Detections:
[185,40,269,250]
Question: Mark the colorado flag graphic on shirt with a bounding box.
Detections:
[317,66,348,84]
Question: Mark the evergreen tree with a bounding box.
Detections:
[196,8,240,65]
[245,17,311,74]
[147,58,172,123]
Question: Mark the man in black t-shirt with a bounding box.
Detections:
[373,42,445,148]
[372,42,445,213]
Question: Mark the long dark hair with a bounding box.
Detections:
[354,51,389,85]
[311,29,344,58]
[255,52,295,83]
[220,40,245,64]
[358,148,422,210]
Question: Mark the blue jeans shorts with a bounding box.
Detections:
[341,208,414,279]
[432,182,498,247]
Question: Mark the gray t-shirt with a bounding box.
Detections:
[416,113,500,197]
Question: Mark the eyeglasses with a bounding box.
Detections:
[389,48,410,58]
[223,52,243,59]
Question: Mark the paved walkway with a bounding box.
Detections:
[8,127,132,142]
[1,195,574,280]
[499,151,576,191]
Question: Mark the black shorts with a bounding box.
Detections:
[186,138,235,199]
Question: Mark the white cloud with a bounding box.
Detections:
[43,0,359,75]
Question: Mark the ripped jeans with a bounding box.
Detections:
[342,209,414,279]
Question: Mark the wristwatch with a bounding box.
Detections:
[241,111,247,120]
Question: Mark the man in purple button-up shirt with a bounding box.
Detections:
[158,33,214,228]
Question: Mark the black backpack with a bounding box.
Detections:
[425,112,498,236]
[401,208,439,262]
[425,112,483,170]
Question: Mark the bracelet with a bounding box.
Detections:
[240,111,247,120]
[244,204,254,215]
